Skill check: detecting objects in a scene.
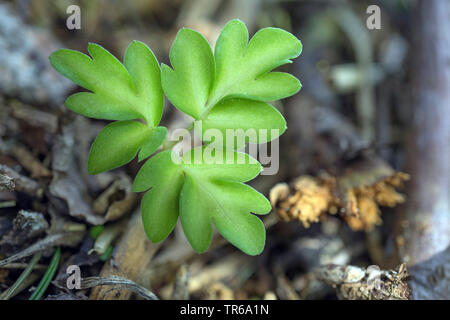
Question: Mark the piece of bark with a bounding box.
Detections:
[315,263,410,300]
[10,145,51,179]
[395,0,450,266]
[0,165,43,197]
[0,210,48,249]
[0,173,14,191]
[89,210,160,300]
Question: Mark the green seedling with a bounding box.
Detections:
[50,19,302,255]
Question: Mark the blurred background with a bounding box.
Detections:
[0,0,448,300]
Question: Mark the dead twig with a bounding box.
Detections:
[171,264,190,300]
[10,145,52,179]
[79,276,158,300]
[0,232,84,267]
[0,164,43,197]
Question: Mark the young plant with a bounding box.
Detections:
[49,19,302,255]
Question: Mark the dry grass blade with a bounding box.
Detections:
[0,232,84,267]
[80,276,159,300]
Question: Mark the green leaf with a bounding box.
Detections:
[65,92,142,121]
[88,121,163,174]
[161,28,215,119]
[179,148,271,255]
[124,41,164,126]
[89,225,105,240]
[133,151,184,242]
[235,72,301,102]
[177,174,214,252]
[50,41,163,125]
[134,148,271,254]
[206,180,269,255]
[50,22,302,256]
[138,126,167,161]
[209,19,302,107]
[181,147,261,182]
[200,98,287,149]
[160,19,300,151]
[29,247,60,300]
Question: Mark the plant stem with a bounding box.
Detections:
[162,120,195,150]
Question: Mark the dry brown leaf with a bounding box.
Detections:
[272,175,337,228]
[271,167,409,232]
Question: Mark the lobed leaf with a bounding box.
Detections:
[178,174,215,252]
[180,148,271,255]
[124,41,164,126]
[181,147,261,182]
[138,126,168,161]
[65,92,142,121]
[160,19,300,151]
[204,180,269,255]
[161,28,215,119]
[50,41,163,126]
[134,147,271,255]
[88,121,166,174]
[209,19,302,107]
[51,21,302,256]
[133,151,184,242]
[200,98,287,149]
